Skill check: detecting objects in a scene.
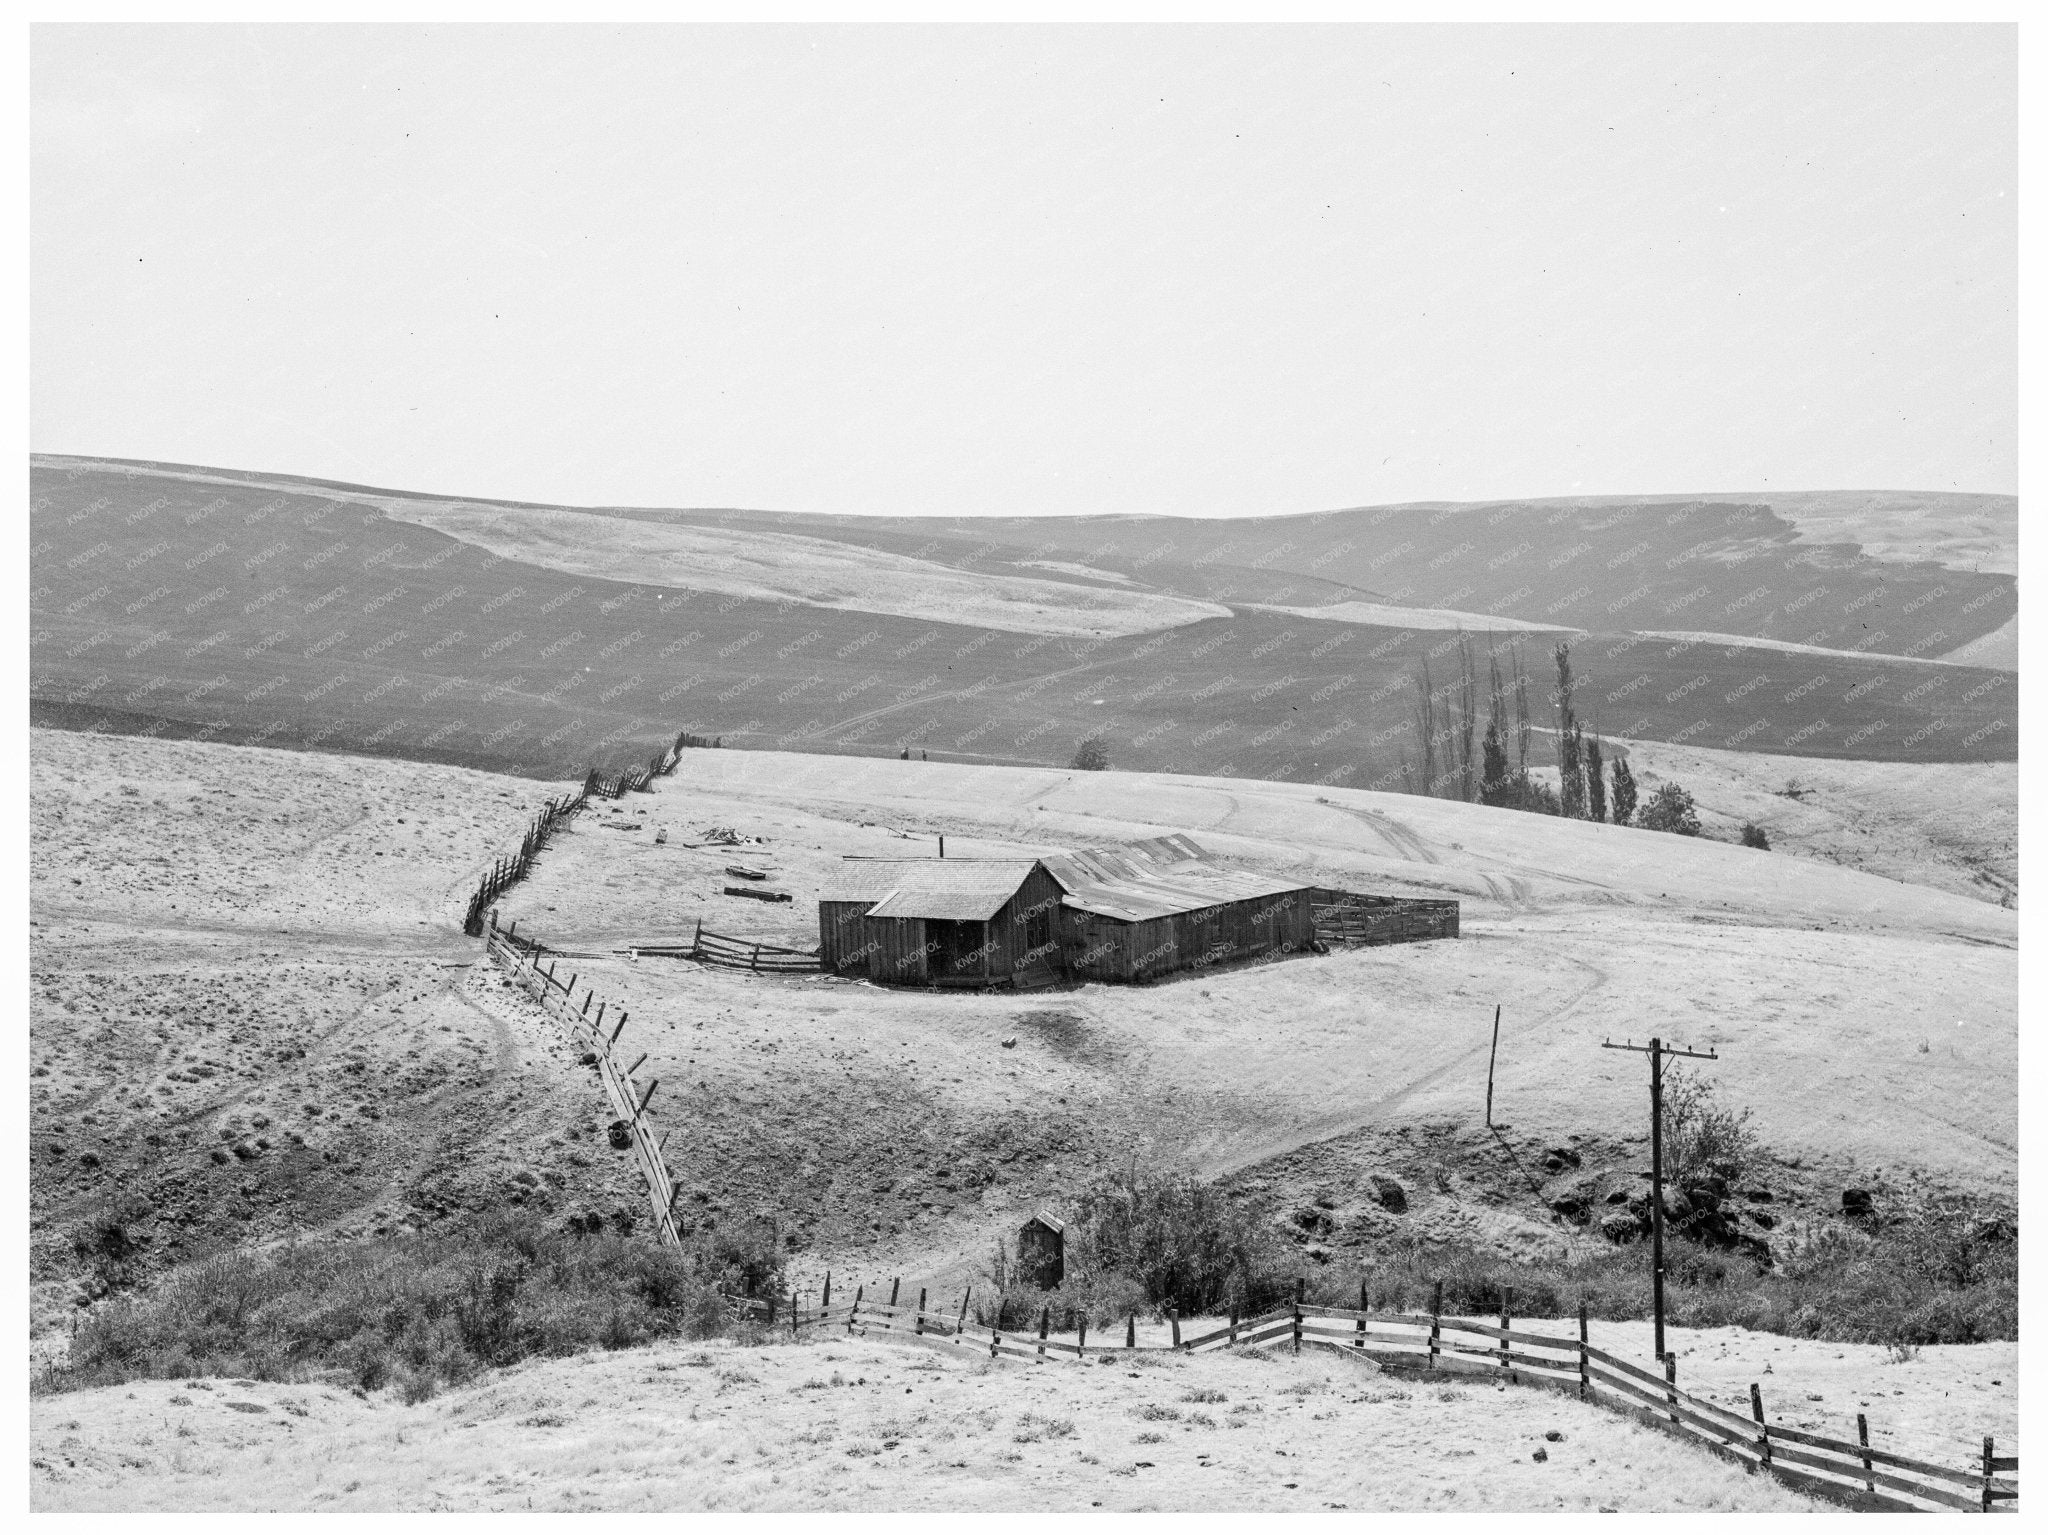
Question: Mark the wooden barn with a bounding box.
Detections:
[819,834,1454,989]
[1040,834,1320,982]
[817,858,1065,987]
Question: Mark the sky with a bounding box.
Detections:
[31,24,2016,519]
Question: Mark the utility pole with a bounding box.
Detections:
[1485,1004,1503,1128]
[1600,1035,1718,1362]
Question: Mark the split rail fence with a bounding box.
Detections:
[781,1279,2016,1515]
[486,921,685,1247]
[631,922,821,975]
[461,729,716,935]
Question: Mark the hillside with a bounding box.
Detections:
[31,729,2014,1329]
[31,457,2015,792]
[26,728,652,1340]
[34,1329,1859,1512]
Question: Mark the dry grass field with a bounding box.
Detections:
[374,497,1232,637]
[27,728,654,1345]
[35,1328,1866,1513]
[1616,738,2017,905]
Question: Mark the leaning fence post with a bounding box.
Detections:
[1292,1278,1305,1354]
[1982,1436,1995,1512]
[1577,1302,1590,1401]
[1749,1383,1771,1469]
[611,1013,628,1044]
[1663,1352,1679,1429]
[889,1277,901,1310]
[956,1288,971,1341]
[848,1284,863,1334]
[914,1288,928,1336]
[821,1272,831,1310]
[1227,1306,1238,1346]
[1856,1413,1874,1494]
[1429,1280,1443,1370]
[1038,1305,1050,1358]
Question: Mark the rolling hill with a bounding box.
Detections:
[30,457,2016,792]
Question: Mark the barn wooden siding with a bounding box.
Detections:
[986,864,1067,979]
[825,863,1065,985]
[1063,888,1318,982]
[818,899,876,975]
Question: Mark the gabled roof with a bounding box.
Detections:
[1040,835,1316,922]
[820,858,1041,922]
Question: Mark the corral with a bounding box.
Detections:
[817,834,1457,988]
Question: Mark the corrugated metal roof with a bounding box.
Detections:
[822,859,1040,921]
[1040,835,1316,922]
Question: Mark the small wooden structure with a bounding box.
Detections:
[1017,1211,1066,1287]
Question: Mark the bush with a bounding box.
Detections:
[1637,781,1702,836]
[1052,1165,1299,1317]
[1739,822,1770,850]
[1070,737,1111,772]
[38,1213,778,1398]
[1660,1066,1758,1189]
[1300,1194,2014,1347]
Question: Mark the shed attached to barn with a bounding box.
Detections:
[1040,834,1320,982]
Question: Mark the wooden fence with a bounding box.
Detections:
[632,922,821,975]
[779,1280,2016,1515]
[461,729,717,935]
[1311,889,1462,947]
[485,921,685,1246]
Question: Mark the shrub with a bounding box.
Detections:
[1637,781,1702,836]
[1739,822,1771,850]
[38,1213,774,1398]
[1660,1066,1759,1189]
[1070,737,1111,772]
[1054,1164,1299,1317]
[1304,1193,2014,1347]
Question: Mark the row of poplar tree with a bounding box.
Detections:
[1403,635,1701,835]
